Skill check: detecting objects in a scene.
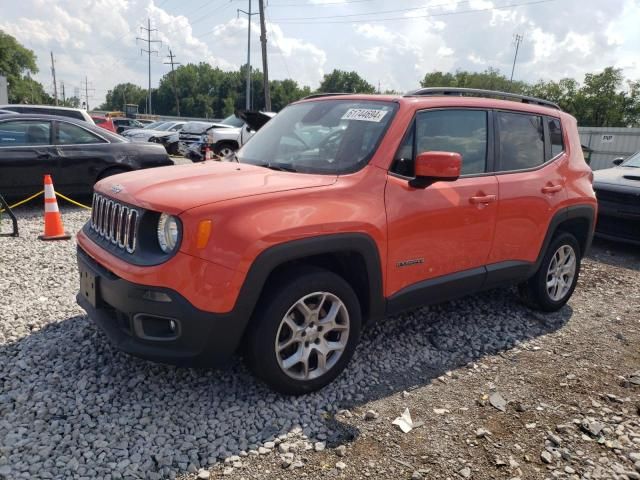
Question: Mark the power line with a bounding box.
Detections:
[272,0,478,21]
[269,0,375,6]
[272,0,558,24]
[137,18,162,114]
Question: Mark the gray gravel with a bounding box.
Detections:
[1,206,578,479]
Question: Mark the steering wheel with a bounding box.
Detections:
[317,130,344,162]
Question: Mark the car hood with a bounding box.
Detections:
[237,110,275,131]
[181,122,233,135]
[126,129,168,136]
[593,167,640,188]
[95,161,337,214]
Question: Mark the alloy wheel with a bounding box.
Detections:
[275,292,350,381]
[546,244,577,301]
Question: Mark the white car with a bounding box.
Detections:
[0,104,94,124]
[121,121,185,142]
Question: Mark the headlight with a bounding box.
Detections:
[157,213,180,253]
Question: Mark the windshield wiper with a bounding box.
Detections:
[255,162,298,172]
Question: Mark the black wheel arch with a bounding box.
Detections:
[233,233,385,335]
[534,204,596,271]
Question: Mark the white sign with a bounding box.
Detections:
[341,108,388,123]
[601,134,615,143]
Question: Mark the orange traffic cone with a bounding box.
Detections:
[39,174,71,241]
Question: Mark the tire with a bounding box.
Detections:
[244,266,362,395]
[518,232,581,312]
[96,167,128,182]
[213,142,237,159]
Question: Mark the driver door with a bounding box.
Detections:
[384,109,498,302]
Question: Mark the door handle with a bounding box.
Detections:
[470,194,496,204]
[542,184,563,194]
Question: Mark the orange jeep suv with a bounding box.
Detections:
[76,88,597,394]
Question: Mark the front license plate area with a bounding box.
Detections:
[79,266,100,308]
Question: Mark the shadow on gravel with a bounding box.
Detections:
[0,289,571,478]
[588,238,640,272]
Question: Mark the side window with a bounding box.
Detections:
[391,109,488,177]
[56,122,105,145]
[548,117,564,159]
[0,120,51,146]
[497,112,544,171]
[390,123,415,177]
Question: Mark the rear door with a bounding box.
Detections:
[0,119,55,195]
[53,120,111,193]
[488,111,568,266]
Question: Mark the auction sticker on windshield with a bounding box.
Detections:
[341,108,388,122]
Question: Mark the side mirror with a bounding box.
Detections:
[410,151,462,189]
[612,157,625,166]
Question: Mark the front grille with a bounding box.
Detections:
[90,193,139,253]
[595,188,640,205]
[596,214,640,240]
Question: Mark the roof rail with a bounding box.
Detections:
[404,87,561,110]
[302,92,355,100]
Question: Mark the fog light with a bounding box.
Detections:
[169,320,177,332]
[142,290,172,303]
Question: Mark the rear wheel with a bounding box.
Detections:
[245,267,361,395]
[518,232,581,311]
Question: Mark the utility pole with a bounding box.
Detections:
[137,18,161,114]
[238,1,258,110]
[50,52,58,105]
[258,0,271,111]
[83,76,95,111]
[510,33,524,86]
[61,81,66,104]
[164,49,181,116]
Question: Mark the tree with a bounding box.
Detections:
[0,30,52,104]
[318,69,376,94]
[99,83,147,112]
[420,68,528,93]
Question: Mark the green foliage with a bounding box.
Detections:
[318,69,376,94]
[421,67,640,127]
[420,68,529,93]
[0,30,52,104]
[99,83,147,112]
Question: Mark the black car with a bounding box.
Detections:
[0,114,173,197]
[593,151,640,245]
[112,117,145,134]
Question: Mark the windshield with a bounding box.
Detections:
[221,114,245,127]
[144,121,166,130]
[238,100,396,174]
[622,151,640,168]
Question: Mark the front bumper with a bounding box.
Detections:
[594,188,640,245]
[76,247,246,367]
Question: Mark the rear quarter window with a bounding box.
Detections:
[497,112,544,171]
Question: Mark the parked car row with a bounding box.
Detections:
[0,113,172,197]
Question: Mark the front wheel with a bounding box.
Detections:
[518,232,581,311]
[245,267,361,395]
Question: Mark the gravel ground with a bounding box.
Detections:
[0,206,639,480]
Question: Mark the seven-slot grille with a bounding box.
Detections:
[90,193,139,253]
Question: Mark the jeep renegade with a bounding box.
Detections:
[77,88,597,394]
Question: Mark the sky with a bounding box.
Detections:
[1,0,639,108]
